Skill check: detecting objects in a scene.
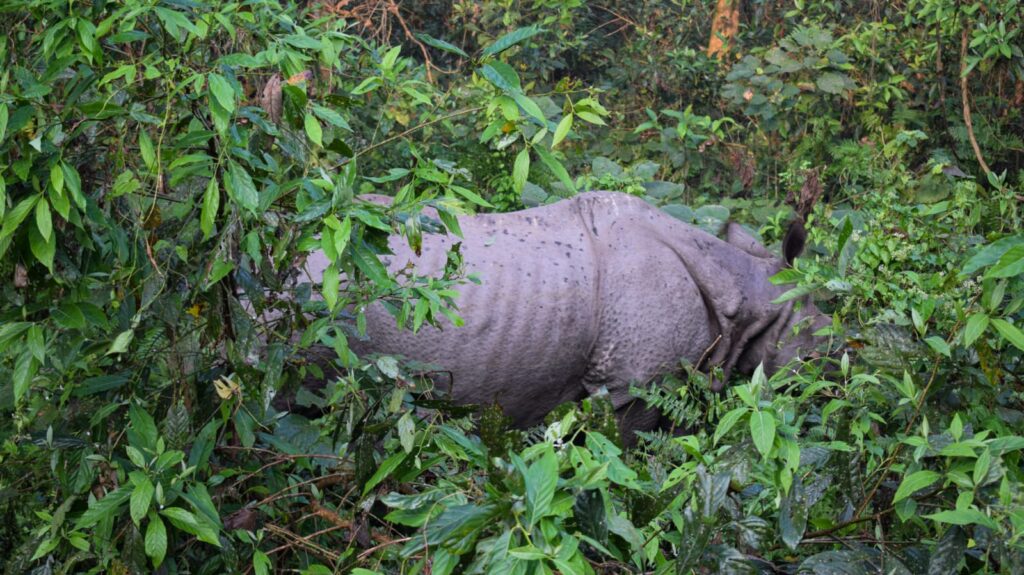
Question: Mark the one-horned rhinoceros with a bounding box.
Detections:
[297,191,828,435]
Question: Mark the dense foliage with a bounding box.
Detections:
[1,0,1023,573]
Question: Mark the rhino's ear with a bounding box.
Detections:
[724,222,773,259]
[782,219,807,266]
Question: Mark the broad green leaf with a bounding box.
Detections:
[160,507,220,546]
[552,114,573,147]
[207,73,235,113]
[576,110,605,125]
[380,45,402,70]
[28,222,55,271]
[525,447,558,526]
[61,163,85,208]
[77,488,131,528]
[146,513,167,567]
[107,329,134,355]
[963,313,989,347]
[893,470,941,503]
[513,148,530,193]
[513,92,547,125]
[50,163,64,195]
[227,161,259,213]
[13,351,37,403]
[925,508,999,530]
[0,175,6,219]
[0,103,7,142]
[714,406,749,444]
[398,411,415,454]
[960,236,1024,278]
[139,130,155,170]
[482,25,544,57]
[253,550,271,575]
[304,113,323,147]
[925,336,951,357]
[322,264,339,310]
[35,198,52,242]
[991,318,1024,352]
[131,477,155,525]
[351,76,381,95]
[479,62,521,92]
[973,448,992,486]
[363,451,407,496]
[749,410,776,458]
[985,244,1024,279]
[414,33,469,58]
[1,194,40,242]
[534,146,576,193]
[201,178,219,239]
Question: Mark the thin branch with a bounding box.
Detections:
[960,27,991,177]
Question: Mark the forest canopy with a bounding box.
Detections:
[0,0,1023,573]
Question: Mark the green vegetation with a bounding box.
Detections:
[1,0,1022,573]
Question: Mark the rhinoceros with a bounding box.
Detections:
[295,191,827,435]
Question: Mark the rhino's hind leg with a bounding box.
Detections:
[614,397,665,445]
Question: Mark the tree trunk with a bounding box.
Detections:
[707,0,740,59]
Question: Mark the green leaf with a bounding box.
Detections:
[304,113,323,147]
[893,470,941,503]
[991,318,1024,352]
[414,33,469,58]
[207,73,235,114]
[534,146,576,193]
[1,194,40,243]
[160,507,221,546]
[749,410,776,458]
[35,198,52,242]
[816,71,852,94]
[322,264,339,311]
[13,351,38,403]
[145,513,167,568]
[50,163,64,195]
[201,178,219,240]
[0,103,7,142]
[107,329,134,355]
[77,488,131,528]
[482,25,544,57]
[28,222,55,271]
[525,448,558,526]
[973,448,992,486]
[925,509,999,530]
[960,236,1024,278]
[513,148,530,193]
[925,336,951,357]
[131,477,155,525]
[576,110,606,125]
[714,406,749,444]
[363,451,407,496]
[985,244,1024,279]
[253,550,271,575]
[139,130,155,170]
[479,62,521,92]
[351,76,381,95]
[398,411,415,454]
[61,163,85,208]
[552,114,573,147]
[206,259,234,286]
[227,161,259,213]
[963,313,989,347]
[0,175,6,220]
[513,92,547,125]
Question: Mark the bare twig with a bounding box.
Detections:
[960,27,991,177]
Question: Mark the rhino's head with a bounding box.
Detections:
[714,220,832,389]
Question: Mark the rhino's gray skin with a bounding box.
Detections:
[298,191,826,434]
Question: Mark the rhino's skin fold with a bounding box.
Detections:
[296,191,828,436]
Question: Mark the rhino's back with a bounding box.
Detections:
[361,199,600,423]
